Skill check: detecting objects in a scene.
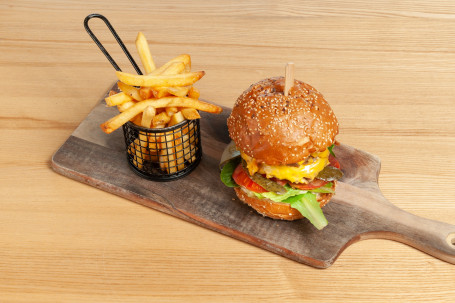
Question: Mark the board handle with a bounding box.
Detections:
[370,207,455,265]
[337,182,455,264]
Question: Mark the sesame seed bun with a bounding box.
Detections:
[234,182,335,221]
[227,77,338,165]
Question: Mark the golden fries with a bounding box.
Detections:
[150,54,191,75]
[128,137,150,169]
[101,31,222,174]
[173,136,186,170]
[130,113,143,126]
[138,87,154,100]
[181,108,201,120]
[161,62,186,75]
[152,112,171,127]
[117,82,143,101]
[117,100,136,112]
[105,92,133,106]
[101,97,221,134]
[116,71,205,87]
[159,148,177,174]
[166,86,191,97]
[135,32,156,74]
[141,106,156,128]
[187,86,200,99]
[185,145,197,163]
[153,86,189,98]
[168,111,185,127]
[165,107,179,116]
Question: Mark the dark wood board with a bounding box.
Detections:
[51,83,455,268]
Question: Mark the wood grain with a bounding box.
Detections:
[1,0,455,302]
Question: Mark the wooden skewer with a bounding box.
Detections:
[284,62,295,96]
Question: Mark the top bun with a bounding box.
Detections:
[227,77,338,165]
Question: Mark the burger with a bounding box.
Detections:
[220,77,342,230]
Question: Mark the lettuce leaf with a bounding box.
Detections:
[252,184,329,230]
[220,157,240,187]
[310,182,334,193]
[253,185,307,202]
[287,193,328,230]
[328,143,336,157]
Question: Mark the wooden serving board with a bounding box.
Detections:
[51,83,455,268]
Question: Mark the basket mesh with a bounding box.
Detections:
[122,119,202,181]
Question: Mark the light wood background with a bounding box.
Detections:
[1,1,455,302]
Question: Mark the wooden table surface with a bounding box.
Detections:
[2,1,455,302]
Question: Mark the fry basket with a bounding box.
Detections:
[84,14,203,180]
[122,119,202,181]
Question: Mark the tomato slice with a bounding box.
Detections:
[232,164,268,193]
[290,179,328,190]
[329,154,341,169]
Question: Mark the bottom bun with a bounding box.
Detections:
[234,182,335,221]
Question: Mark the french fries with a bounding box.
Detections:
[130,113,143,126]
[187,86,200,99]
[173,137,186,170]
[152,112,171,127]
[150,54,191,75]
[161,62,186,75]
[181,108,201,120]
[141,106,156,128]
[164,86,190,97]
[117,82,143,101]
[154,86,190,98]
[138,87,154,100]
[165,106,179,116]
[117,100,136,112]
[168,111,185,127]
[129,137,150,169]
[101,97,221,134]
[101,32,222,174]
[135,32,156,74]
[116,71,205,87]
[105,92,133,106]
[159,148,177,174]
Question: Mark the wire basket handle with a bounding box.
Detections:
[84,13,143,75]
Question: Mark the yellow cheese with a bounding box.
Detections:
[241,149,330,183]
[240,152,259,175]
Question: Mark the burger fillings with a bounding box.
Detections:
[220,77,342,230]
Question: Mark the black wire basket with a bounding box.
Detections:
[84,14,203,181]
[122,119,202,181]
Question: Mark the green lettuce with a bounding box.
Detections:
[286,193,328,230]
[253,185,307,201]
[328,143,336,157]
[220,157,240,187]
[253,184,330,230]
[310,182,334,194]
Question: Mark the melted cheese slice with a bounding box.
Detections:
[241,149,330,183]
